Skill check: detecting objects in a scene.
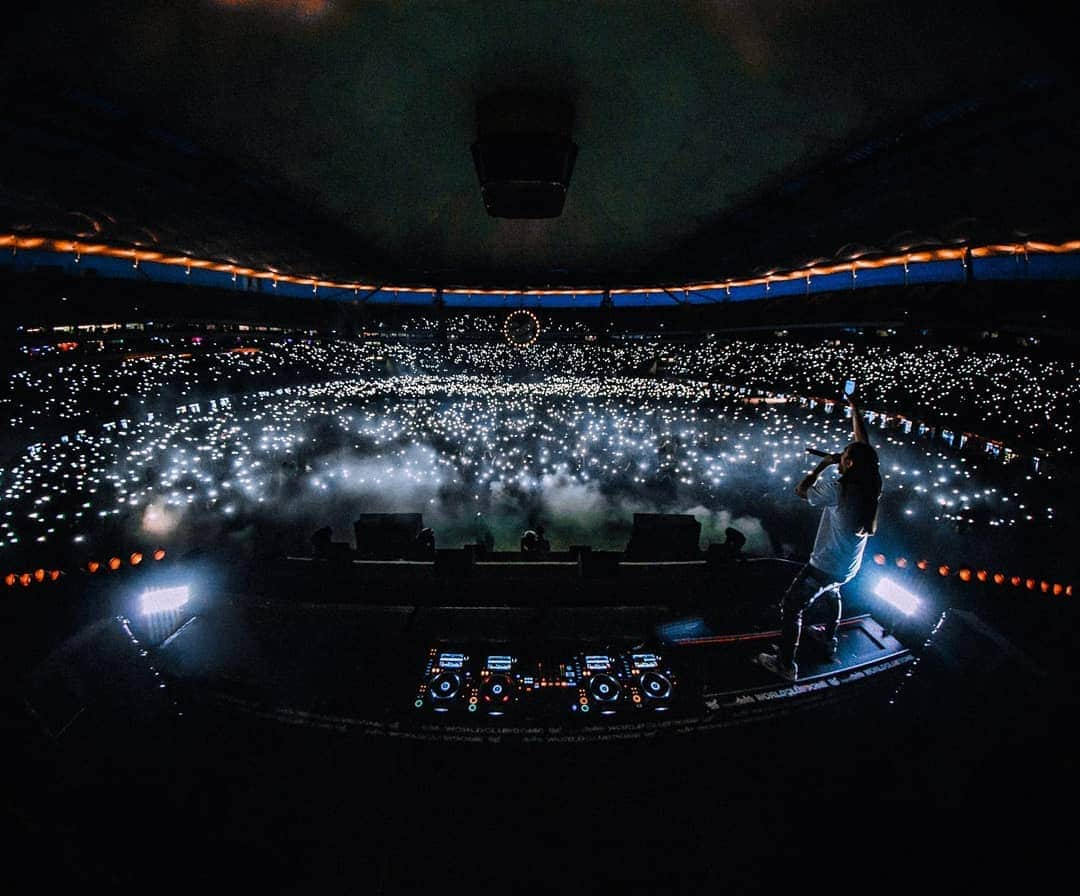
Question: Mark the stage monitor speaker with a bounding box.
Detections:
[353,513,423,560]
[624,513,701,561]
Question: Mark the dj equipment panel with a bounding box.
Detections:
[414,644,680,719]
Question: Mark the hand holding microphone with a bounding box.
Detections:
[806,447,841,464]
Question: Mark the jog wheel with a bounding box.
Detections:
[428,671,462,702]
[588,673,621,703]
[480,674,514,708]
[639,671,673,701]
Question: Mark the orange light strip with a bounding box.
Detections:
[870,552,1070,597]
[4,234,1078,298]
[3,547,168,587]
[971,240,1080,257]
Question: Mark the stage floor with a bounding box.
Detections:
[6,555,1077,892]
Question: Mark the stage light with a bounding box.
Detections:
[130,552,143,566]
[153,549,166,561]
[873,576,921,616]
[139,585,190,616]
[87,560,100,573]
[108,556,121,571]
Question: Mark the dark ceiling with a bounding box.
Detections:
[1,0,1077,288]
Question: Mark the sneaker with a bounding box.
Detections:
[756,652,797,682]
[806,625,839,660]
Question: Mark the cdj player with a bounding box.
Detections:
[414,643,681,721]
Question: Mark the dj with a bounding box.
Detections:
[758,393,882,681]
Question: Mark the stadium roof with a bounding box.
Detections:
[1,1,1078,293]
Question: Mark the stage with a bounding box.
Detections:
[6,553,1075,891]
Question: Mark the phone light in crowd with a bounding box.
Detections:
[873,577,921,616]
[139,585,190,616]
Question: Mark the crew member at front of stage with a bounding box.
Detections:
[758,394,882,681]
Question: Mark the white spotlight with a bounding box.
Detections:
[873,577,920,616]
[140,585,190,616]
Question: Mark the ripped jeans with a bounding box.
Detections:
[778,564,843,666]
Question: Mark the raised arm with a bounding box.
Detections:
[795,455,839,501]
[847,394,870,446]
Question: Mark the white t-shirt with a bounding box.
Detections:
[807,473,869,584]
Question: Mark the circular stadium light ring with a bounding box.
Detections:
[503,309,541,347]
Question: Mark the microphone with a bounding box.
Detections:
[806,448,833,458]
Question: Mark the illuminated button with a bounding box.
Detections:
[414,699,424,708]
[467,704,477,712]
[580,704,590,713]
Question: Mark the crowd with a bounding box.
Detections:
[7,329,1074,459]
[1,339,384,435]
[1,364,1070,584]
[660,339,1079,458]
[2,321,1074,590]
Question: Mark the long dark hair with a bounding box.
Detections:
[839,442,882,537]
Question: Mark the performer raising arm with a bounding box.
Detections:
[758,393,882,681]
